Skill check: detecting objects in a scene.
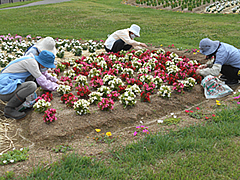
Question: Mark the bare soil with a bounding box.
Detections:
[0,46,239,177]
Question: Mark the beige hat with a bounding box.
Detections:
[35,37,57,55]
[129,24,141,37]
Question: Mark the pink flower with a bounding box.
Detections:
[185,110,189,113]
[196,107,200,110]
[133,131,138,136]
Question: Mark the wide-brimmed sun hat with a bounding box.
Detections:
[35,50,56,68]
[129,24,141,37]
[35,37,57,55]
[199,38,220,55]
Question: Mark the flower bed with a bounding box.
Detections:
[0,34,206,143]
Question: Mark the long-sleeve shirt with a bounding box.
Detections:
[199,43,240,77]
[0,54,58,94]
[104,28,141,50]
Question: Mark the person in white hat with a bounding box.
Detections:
[0,50,66,120]
[104,24,148,53]
[196,38,240,85]
[25,36,58,71]
[25,36,57,56]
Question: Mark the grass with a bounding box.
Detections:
[0,0,41,9]
[0,0,239,49]
[17,104,240,179]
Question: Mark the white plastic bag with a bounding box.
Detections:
[18,92,37,111]
[201,75,233,99]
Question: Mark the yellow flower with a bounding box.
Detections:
[216,102,221,105]
[160,44,163,47]
[95,129,101,133]
[216,100,220,103]
[106,132,112,136]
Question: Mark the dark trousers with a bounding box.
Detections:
[105,39,132,53]
[220,65,240,80]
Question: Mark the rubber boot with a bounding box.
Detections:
[4,94,26,120]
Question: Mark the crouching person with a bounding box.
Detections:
[0,50,65,119]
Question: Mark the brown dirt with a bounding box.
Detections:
[0,46,239,177]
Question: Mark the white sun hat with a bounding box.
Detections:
[199,38,220,56]
[129,24,141,37]
[35,37,57,55]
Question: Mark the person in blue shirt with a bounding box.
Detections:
[196,38,240,85]
[0,50,65,120]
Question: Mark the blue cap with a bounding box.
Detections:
[35,50,56,68]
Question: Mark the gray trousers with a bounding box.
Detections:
[0,81,37,102]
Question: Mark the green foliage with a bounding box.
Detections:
[51,144,73,153]
[93,132,117,145]
[0,171,15,180]
[163,117,181,125]
[0,147,29,166]
[188,110,203,119]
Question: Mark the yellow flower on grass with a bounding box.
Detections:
[106,132,112,136]
[95,129,101,133]
[216,100,221,105]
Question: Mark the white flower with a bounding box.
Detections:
[0,153,2,156]
[10,159,14,163]
[3,160,7,164]
[20,148,23,151]
[173,115,177,118]
[157,120,164,123]
[140,121,143,124]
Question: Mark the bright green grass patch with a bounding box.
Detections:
[20,105,240,179]
[0,0,41,9]
[0,0,239,49]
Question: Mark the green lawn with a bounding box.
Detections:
[16,104,240,179]
[0,0,239,49]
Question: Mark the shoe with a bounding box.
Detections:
[225,79,239,85]
[219,75,227,81]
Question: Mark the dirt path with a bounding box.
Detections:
[0,0,71,10]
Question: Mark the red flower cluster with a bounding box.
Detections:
[43,108,57,124]
[75,85,91,99]
[60,76,73,88]
[60,93,78,108]
[140,91,151,103]
[61,62,70,68]
[36,92,53,102]
[90,76,104,89]
[117,85,127,94]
